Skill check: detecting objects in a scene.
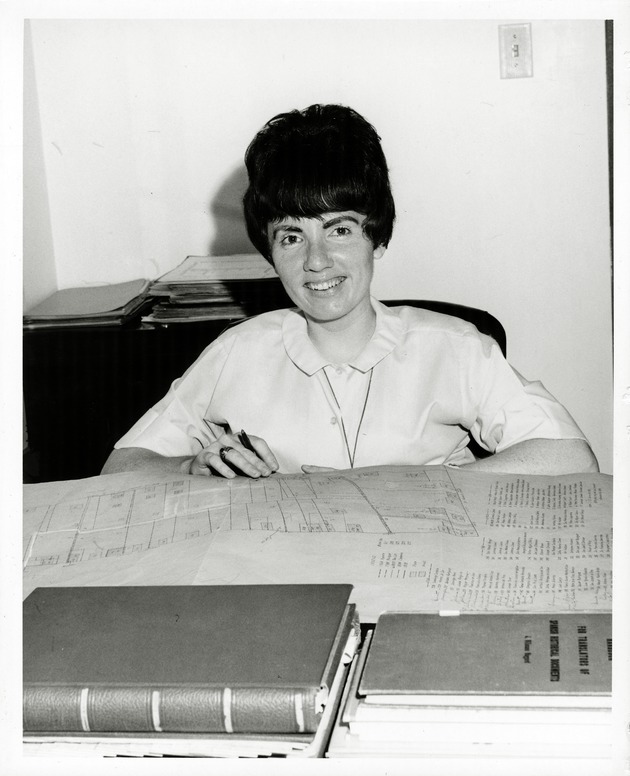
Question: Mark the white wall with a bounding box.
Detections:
[23,18,613,472]
[23,22,57,311]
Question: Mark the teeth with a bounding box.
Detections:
[306,277,345,291]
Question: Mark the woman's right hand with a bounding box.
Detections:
[189,430,279,479]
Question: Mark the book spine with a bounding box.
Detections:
[23,684,322,734]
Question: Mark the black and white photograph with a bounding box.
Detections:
[3,1,629,774]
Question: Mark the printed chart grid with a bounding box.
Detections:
[23,469,475,568]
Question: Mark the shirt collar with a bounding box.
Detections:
[281,299,404,376]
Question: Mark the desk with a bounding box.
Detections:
[21,465,616,764]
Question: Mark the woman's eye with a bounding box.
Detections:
[280,234,301,246]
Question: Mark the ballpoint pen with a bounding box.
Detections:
[240,429,278,475]
[238,429,256,454]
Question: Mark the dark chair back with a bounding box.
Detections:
[381,299,507,357]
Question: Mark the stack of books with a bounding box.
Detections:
[23,279,150,329]
[23,584,359,758]
[142,254,291,324]
[328,612,612,760]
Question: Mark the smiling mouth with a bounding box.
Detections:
[304,277,346,291]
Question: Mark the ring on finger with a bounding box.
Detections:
[219,446,234,463]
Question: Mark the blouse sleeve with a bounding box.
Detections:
[114,335,235,457]
[463,336,587,454]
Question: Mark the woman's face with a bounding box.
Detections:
[268,211,385,328]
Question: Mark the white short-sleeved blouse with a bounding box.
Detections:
[115,300,585,473]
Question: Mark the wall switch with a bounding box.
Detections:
[499,23,533,79]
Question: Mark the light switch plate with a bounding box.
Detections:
[499,23,533,79]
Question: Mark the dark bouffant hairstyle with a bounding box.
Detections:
[243,104,395,262]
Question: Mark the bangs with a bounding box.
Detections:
[260,177,370,223]
[252,133,375,221]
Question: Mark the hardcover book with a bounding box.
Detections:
[23,584,356,736]
[327,620,613,760]
[359,612,612,705]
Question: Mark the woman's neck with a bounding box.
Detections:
[305,304,377,364]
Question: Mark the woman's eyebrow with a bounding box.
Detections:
[321,215,361,229]
[271,214,361,238]
[271,224,303,239]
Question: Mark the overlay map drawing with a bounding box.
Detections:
[23,468,476,568]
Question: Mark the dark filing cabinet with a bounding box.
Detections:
[23,282,293,482]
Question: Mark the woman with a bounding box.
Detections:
[103,105,597,478]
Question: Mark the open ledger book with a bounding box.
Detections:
[23,465,611,622]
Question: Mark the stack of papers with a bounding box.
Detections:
[328,613,612,760]
[23,279,150,329]
[143,254,290,323]
[148,254,277,287]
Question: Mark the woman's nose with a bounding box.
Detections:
[304,239,333,271]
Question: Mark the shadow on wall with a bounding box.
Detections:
[205,164,291,317]
[207,165,253,256]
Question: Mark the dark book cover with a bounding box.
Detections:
[359,612,611,699]
[23,584,355,734]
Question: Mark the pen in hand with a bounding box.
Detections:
[238,429,256,455]
[199,421,276,477]
[239,429,278,476]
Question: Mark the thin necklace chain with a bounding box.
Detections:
[323,368,374,468]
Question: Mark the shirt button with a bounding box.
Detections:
[330,417,337,425]
[335,367,343,375]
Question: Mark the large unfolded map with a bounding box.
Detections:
[23,466,612,621]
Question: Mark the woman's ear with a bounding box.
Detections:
[374,244,386,260]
